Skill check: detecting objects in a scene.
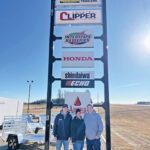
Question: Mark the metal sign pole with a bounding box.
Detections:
[102,0,111,150]
[44,0,55,150]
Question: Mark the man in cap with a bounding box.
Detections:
[53,104,72,150]
[84,104,103,150]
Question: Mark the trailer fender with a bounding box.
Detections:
[17,133,24,144]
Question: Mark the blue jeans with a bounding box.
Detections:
[56,140,69,150]
[73,141,84,150]
[86,138,101,150]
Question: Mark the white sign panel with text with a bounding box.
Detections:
[62,30,94,48]
[55,9,102,25]
[62,71,94,79]
[56,0,102,6]
[62,51,95,68]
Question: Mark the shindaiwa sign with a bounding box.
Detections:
[61,71,95,88]
[61,71,94,80]
[56,0,102,6]
[55,9,102,25]
[62,30,94,48]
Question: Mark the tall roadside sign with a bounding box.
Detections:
[45,0,111,150]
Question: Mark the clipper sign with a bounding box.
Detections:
[55,9,102,25]
[62,51,94,68]
[62,30,94,48]
[56,0,102,6]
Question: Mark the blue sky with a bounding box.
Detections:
[0,0,150,104]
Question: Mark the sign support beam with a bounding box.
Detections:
[102,0,111,150]
[44,0,55,149]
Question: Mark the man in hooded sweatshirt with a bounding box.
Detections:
[53,104,72,150]
[84,104,103,150]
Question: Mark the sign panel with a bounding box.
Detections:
[62,51,94,68]
[56,0,102,6]
[61,79,94,88]
[62,71,94,79]
[55,9,102,25]
[65,92,91,114]
[62,30,94,48]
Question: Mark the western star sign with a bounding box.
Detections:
[62,30,94,48]
[55,9,102,25]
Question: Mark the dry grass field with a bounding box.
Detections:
[110,105,150,150]
[0,104,150,150]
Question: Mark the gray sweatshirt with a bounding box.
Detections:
[84,111,103,140]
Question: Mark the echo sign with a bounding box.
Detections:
[55,9,102,25]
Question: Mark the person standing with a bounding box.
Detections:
[53,104,72,150]
[71,108,85,150]
[84,104,103,150]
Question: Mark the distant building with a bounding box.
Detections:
[30,98,65,105]
[137,101,150,105]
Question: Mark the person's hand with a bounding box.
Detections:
[95,136,100,139]
[68,137,71,142]
[54,137,57,141]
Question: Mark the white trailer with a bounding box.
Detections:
[1,115,56,150]
[0,97,23,127]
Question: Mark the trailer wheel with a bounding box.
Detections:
[8,136,19,150]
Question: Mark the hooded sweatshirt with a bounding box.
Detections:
[84,111,103,140]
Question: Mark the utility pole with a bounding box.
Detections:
[27,80,34,114]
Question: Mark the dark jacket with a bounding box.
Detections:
[53,112,72,140]
[71,116,85,142]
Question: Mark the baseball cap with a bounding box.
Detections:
[63,104,68,108]
[87,103,93,107]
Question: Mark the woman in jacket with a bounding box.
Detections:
[71,108,85,150]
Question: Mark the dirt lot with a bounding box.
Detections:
[0,104,150,150]
[110,105,150,150]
